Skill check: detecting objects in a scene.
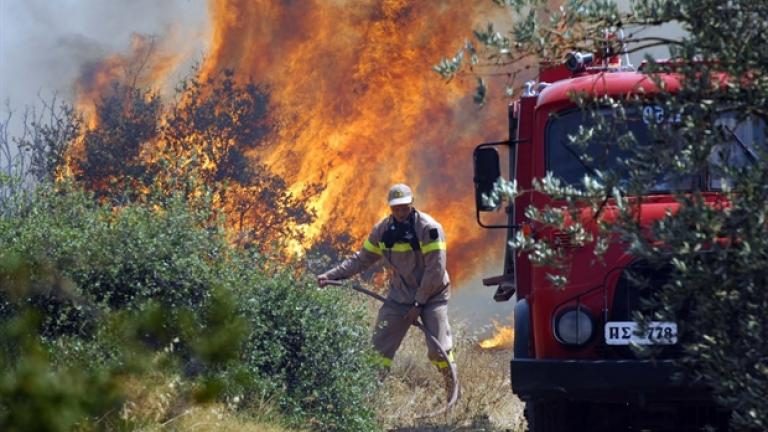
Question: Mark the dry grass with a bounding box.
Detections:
[114,289,528,431]
[376,319,528,432]
[117,371,296,432]
[152,405,292,432]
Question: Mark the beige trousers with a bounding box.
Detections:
[372,301,453,363]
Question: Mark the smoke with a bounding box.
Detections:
[0,0,208,120]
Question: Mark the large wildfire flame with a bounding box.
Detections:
[73,0,523,285]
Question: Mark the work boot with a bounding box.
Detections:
[374,354,393,382]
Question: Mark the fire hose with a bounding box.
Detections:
[323,279,458,418]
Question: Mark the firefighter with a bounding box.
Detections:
[316,183,456,400]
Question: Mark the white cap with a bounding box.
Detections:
[387,183,413,206]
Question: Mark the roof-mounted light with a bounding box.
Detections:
[565,51,594,73]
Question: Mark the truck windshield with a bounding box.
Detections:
[546,108,766,192]
[708,113,767,190]
[546,107,693,192]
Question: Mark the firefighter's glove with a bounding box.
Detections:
[404,303,423,325]
[316,274,331,288]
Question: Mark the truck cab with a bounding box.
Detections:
[472,54,750,431]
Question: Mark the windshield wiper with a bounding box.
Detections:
[561,140,602,180]
[560,141,627,221]
[721,125,758,165]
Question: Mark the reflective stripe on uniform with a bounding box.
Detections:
[430,351,455,369]
[377,241,447,253]
[421,240,446,254]
[373,355,393,367]
[364,239,383,255]
[378,242,413,252]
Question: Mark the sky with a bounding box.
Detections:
[0,0,208,124]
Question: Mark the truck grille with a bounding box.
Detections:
[596,260,684,359]
[611,260,669,321]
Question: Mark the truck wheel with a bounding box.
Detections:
[524,400,570,432]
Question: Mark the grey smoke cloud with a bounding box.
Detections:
[0,0,208,115]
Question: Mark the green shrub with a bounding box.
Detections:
[0,183,380,431]
[236,267,380,431]
[0,311,125,432]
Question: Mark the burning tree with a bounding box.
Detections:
[67,69,319,252]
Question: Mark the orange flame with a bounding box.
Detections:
[75,33,188,130]
[479,321,515,350]
[198,0,517,282]
[73,1,530,285]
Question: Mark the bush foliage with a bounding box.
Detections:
[0,182,378,431]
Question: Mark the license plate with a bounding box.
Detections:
[604,321,678,345]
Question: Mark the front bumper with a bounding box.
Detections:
[511,358,711,403]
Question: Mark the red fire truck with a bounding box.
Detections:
[472,53,743,431]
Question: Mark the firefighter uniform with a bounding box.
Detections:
[320,208,454,369]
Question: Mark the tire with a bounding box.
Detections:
[524,400,569,432]
[525,400,598,432]
[526,400,728,432]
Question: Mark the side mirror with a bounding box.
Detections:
[473,147,501,212]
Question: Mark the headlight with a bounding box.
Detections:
[554,308,594,346]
